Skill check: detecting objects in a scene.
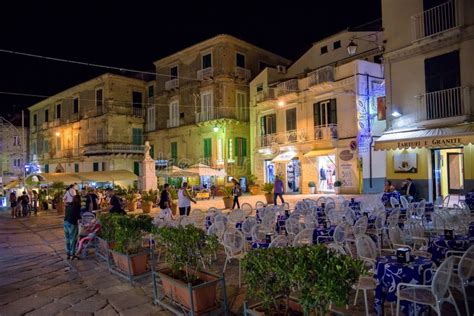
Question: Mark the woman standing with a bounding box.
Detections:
[159,184,172,210]
[231,179,242,210]
[64,195,81,260]
[178,182,196,216]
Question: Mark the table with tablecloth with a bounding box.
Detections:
[465,192,474,210]
[375,255,433,315]
[470,222,474,237]
[428,234,474,266]
[382,192,401,206]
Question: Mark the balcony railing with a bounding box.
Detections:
[132,107,145,117]
[167,117,182,128]
[234,67,251,80]
[411,0,460,41]
[417,86,470,121]
[256,88,276,103]
[308,66,335,86]
[84,143,144,155]
[195,106,249,123]
[257,125,338,148]
[165,78,179,90]
[197,67,214,80]
[277,79,299,97]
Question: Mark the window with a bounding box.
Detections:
[374,54,383,64]
[202,53,212,69]
[44,139,49,152]
[44,164,49,173]
[236,53,246,68]
[132,91,142,108]
[93,162,99,172]
[33,114,37,127]
[170,142,178,163]
[236,91,247,120]
[260,114,277,135]
[102,162,106,171]
[56,104,61,119]
[13,136,20,146]
[74,164,79,173]
[56,136,61,151]
[96,128,105,143]
[203,138,212,164]
[44,109,49,123]
[73,97,79,114]
[133,162,140,176]
[333,40,341,50]
[286,108,297,131]
[424,50,460,93]
[96,89,103,107]
[132,128,143,145]
[31,141,37,155]
[147,85,154,98]
[235,137,247,166]
[256,84,264,93]
[314,99,337,126]
[200,91,214,120]
[320,46,328,54]
[147,106,156,131]
[423,0,456,36]
[169,101,179,120]
[170,66,178,79]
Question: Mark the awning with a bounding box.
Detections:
[26,173,86,184]
[78,170,138,182]
[4,180,21,190]
[374,124,474,150]
[304,149,335,158]
[186,163,226,177]
[272,151,297,163]
[156,166,198,177]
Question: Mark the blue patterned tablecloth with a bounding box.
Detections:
[428,234,474,266]
[466,192,474,210]
[312,226,336,243]
[348,200,361,211]
[470,222,474,237]
[251,241,270,249]
[375,255,433,316]
[381,192,401,206]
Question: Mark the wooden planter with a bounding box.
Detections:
[111,250,149,276]
[334,187,341,194]
[249,185,260,195]
[264,193,273,205]
[127,201,137,212]
[97,237,115,256]
[158,268,219,315]
[56,201,65,214]
[244,297,303,316]
[223,197,233,209]
[142,201,153,213]
[309,187,316,194]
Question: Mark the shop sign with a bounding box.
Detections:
[397,137,463,149]
[339,150,353,161]
[340,163,353,187]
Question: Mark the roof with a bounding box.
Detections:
[25,169,138,184]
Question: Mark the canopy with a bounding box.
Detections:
[156,166,198,177]
[4,180,21,190]
[272,151,297,163]
[374,124,474,150]
[304,149,335,158]
[186,163,226,177]
[25,169,137,185]
[26,173,86,184]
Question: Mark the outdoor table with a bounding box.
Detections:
[313,225,336,243]
[251,241,270,249]
[348,200,361,211]
[276,214,289,233]
[375,255,433,316]
[465,192,474,210]
[381,191,400,206]
[428,234,474,265]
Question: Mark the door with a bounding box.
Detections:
[447,152,464,194]
[314,99,337,138]
[286,108,297,142]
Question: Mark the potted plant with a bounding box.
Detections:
[247,174,260,195]
[220,186,234,209]
[49,181,65,214]
[110,214,153,276]
[261,183,274,205]
[141,190,157,214]
[96,212,118,256]
[154,225,220,314]
[333,180,342,194]
[168,187,178,215]
[124,191,137,212]
[308,181,316,194]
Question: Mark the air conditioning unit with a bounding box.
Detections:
[276,65,287,74]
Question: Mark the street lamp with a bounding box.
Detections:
[347,40,358,56]
[346,33,384,56]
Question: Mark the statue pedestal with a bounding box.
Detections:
[139,157,157,192]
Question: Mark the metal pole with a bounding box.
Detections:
[22,110,26,187]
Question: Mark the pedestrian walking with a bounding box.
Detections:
[63,184,76,207]
[231,179,241,209]
[274,175,285,205]
[9,191,17,218]
[20,191,30,217]
[64,195,81,260]
[178,182,196,216]
[85,188,99,212]
[159,184,173,210]
[32,190,39,215]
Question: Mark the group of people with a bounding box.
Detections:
[9,190,39,218]
[384,178,417,199]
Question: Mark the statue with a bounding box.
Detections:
[144,141,151,160]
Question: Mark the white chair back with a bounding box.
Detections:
[240,203,253,216]
[292,228,314,247]
[223,228,245,256]
[269,235,288,248]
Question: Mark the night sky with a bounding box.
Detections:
[0,0,381,117]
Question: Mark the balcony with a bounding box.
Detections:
[257,125,338,148]
[256,88,276,103]
[197,67,214,80]
[167,117,182,128]
[132,107,145,117]
[195,106,249,123]
[84,143,144,156]
[308,66,335,87]
[411,0,461,42]
[165,79,179,90]
[277,79,299,97]
[234,67,251,81]
[416,86,470,123]
[41,122,48,130]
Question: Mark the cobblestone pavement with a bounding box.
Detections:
[0,194,471,316]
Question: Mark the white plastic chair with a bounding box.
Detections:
[285,217,303,243]
[179,215,195,227]
[240,203,253,216]
[303,214,318,229]
[269,235,288,248]
[207,221,226,241]
[292,228,314,247]
[344,207,356,225]
[255,201,265,209]
[390,196,400,209]
[448,245,474,315]
[396,255,460,316]
[222,228,245,287]
[251,224,267,242]
[228,209,245,224]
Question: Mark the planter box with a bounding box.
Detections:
[56,202,65,214]
[97,237,115,256]
[244,297,303,316]
[158,268,219,314]
[309,187,316,194]
[264,193,273,205]
[142,201,153,213]
[111,250,149,276]
[223,197,233,209]
[127,202,137,212]
[249,185,260,195]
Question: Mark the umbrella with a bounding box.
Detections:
[156,166,198,177]
[186,163,226,177]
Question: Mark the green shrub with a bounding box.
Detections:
[261,183,274,194]
[308,181,316,188]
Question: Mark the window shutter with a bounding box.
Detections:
[242,138,247,157]
[313,102,321,126]
[329,99,337,125]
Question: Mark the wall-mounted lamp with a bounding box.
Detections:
[277,100,285,107]
[347,40,358,56]
[55,132,60,137]
[347,33,384,56]
[213,125,219,132]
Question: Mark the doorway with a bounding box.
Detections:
[286,158,300,193]
[432,148,464,200]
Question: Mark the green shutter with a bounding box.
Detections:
[313,102,321,126]
[204,138,212,158]
[74,164,79,173]
[133,162,140,176]
[150,145,155,159]
[93,162,99,172]
[44,164,49,173]
[171,142,177,162]
[242,138,247,157]
[132,128,143,145]
[329,98,337,124]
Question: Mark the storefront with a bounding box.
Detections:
[375,124,474,202]
[270,151,300,193]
